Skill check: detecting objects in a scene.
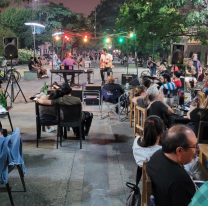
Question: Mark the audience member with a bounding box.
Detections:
[28,57,41,78]
[146,125,197,206]
[171,64,179,73]
[172,71,182,88]
[146,86,173,121]
[37,57,48,78]
[147,56,156,76]
[132,85,147,107]
[133,115,164,167]
[203,69,208,97]
[192,53,202,79]
[197,68,206,82]
[159,73,176,91]
[142,78,151,89]
[185,60,197,88]
[37,83,93,138]
[187,97,208,136]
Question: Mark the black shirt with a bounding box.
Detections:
[146,149,196,206]
[193,60,198,78]
[160,69,172,77]
[28,60,35,71]
[103,83,124,95]
[147,101,168,119]
[136,98,148,108]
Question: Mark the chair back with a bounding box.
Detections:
[134,105,147,137]
[129,89,136,127]
[57,104,82,122]
[102,88,120,102]
[141,161,152,206]
[198,121,208,144]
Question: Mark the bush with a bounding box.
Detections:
[18,49,39,63]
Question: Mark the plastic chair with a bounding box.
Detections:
[57,104,83,149]
[35,103,59,148]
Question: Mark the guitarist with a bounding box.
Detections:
[100,48,113,84]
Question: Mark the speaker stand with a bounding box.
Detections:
[5,60,27,106]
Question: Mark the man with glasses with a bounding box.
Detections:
[146,125,197,206]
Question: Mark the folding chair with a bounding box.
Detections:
[100,88,127,121]
[0,128,26,206]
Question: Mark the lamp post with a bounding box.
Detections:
[24,22,45,57]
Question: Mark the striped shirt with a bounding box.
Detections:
[160,82,176,90]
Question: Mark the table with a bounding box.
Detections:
[199,144,208,169]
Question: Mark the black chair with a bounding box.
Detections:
[198,121,208,144]
[35,103,59,148]
[57,104,83,149]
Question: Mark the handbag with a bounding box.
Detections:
[126,182,141,206]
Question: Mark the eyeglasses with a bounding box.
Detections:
[205,73,208,75]
[183,143,199,150]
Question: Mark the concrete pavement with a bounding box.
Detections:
[0,64,138,206]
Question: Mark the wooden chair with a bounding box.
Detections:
[141,161,152,206]
[134,105,147,138]
[129,89,136,127]
[198,121,208,144]
[198,91,205,105]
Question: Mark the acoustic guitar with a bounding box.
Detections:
[100,61,114,69]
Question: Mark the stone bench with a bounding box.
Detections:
[24,70,37,80]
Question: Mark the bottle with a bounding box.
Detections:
[1,91,5,108]
[179,91,184,105]
[117,81,120,85]
[167,90,170,98]
[0,93,2,106]
[43,82,47,95]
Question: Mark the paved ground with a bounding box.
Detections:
[0,63,141,206]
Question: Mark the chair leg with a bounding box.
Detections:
[6,182,14,206]
[57,126,59,149]
[64,127,67,139]
[17,165,26,192]
[42,125,45,132]
[7,113,13,132]
[79,125,82,149]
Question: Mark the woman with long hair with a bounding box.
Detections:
[133,115,164,167]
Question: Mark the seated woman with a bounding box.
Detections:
[133,115,164,167]
[132,85,147,107]
[187,97,208,136]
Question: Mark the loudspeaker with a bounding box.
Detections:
[121,74,139,86]
[85,84,101,105]
[4,37,18,59]
[172,44,184,65]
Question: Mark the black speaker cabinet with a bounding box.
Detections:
[172,44,184,65]
[4,37,18,59]
[121,74,139,86]
[85,84,101,105]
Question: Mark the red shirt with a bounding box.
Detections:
[206,79,208,87]
[171,66,179,71]
[173,80,182,88]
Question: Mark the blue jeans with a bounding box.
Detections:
[205,87,208,97]
[150,67,156,76]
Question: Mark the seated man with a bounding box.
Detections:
[185,60,197,88]
[28,57,41,78]
[102,75,124,113]
[159,73,176,93]
[146,125,197,206]
[37,83,93,138]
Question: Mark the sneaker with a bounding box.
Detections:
[46,127,55,133]
[42,75,46,78]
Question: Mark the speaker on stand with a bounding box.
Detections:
[4,37,27,106]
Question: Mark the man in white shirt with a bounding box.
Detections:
[52,52,58,69]
[100,48,113,84]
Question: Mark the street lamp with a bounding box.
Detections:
[24,22,45,57]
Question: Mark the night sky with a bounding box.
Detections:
[49,0,101,16]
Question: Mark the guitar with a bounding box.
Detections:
[100,61,114,69]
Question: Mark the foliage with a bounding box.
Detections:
[18,48,39,62]
[0,25,15,56]
[0,0,32,8]
[116,0,208,55]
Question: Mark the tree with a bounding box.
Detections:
[0,0,32,8]
[116,0,208,55]
[0,25,15,56]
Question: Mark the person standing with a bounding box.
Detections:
[147,56,156,76]
[61,53,78,86]
[100,48,113,84]
[192,53,202,80]
[52,52,58,69]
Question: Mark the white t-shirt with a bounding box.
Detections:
[100,53,113,64]
[132,136,162,167]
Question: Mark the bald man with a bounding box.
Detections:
[146,125,197,206]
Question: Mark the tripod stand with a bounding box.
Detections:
[5,59,27,106]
